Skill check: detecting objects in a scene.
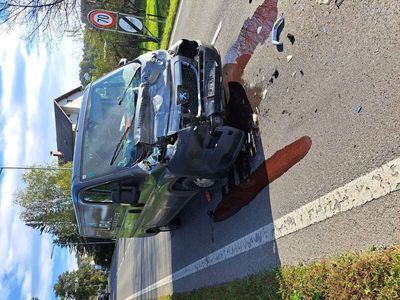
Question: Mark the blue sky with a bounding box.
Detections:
[0,31,82,299]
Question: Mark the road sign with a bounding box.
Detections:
[87,9,160,43]
[88,10,117,29]
[118,15,143,33]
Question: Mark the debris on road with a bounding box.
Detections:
[271,15,285,46]
[317,0,331,4]
[262,89,268,99]
[268,69,278,84]
[224,0,278,81]
[322,26,328,34]
[287,33,295,45]
[252,113,259,125]
[356,105,362,113]
[335,0,345,7]
[287,55,293,62]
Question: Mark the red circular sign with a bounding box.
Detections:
[88,10,116,29]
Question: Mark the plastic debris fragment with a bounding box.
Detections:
[336,0,344,7]
[287,33,295,44]
[271,15,285,46]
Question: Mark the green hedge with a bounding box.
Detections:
[160,245,400,300]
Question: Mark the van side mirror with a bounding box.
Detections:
[112,185,139,205]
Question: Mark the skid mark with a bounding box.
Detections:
[223,0,278,87]
[223,0,278,109]
[225,0,278,65]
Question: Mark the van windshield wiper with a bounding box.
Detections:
[117,74,136,106]
[110,125,133,166]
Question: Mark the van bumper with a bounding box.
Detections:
[167,125,244,179]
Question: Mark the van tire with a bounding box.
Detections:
[146,217,181,234]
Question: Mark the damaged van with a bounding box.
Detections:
[71,40,251,238]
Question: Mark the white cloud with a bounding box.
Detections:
[36,234,55,300]
[0,32,20,113]
[0,99,37,298]
[67,250,78,271]
[0,31,82,299]
[22,41,49,161]
[21,270,33,299]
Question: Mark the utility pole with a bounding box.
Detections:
[0,166,72,175]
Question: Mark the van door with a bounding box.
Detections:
[80,183,124,239]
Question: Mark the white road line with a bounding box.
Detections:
[124,157,400,300]
[168,0,184,48]
[211,21,223,46]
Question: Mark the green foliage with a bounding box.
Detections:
[14,162,115,267]
[139,0,175,52]
[79,0,179,84]
[80,28,142,83]
[168,272,281,300]
[160,0,180,49]
[162,245,400,299]
[278,247,400,299]
[141,0,160,52]
[79,0,151,84]
[14,162,81,250]
[54,261,107,300]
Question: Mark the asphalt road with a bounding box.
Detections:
[110,1,400,299]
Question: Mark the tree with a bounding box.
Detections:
[0,0,81,42]
[79,27,143,84]
[14,162,82,250]
[14,162,116,267]
[54,261,107,300]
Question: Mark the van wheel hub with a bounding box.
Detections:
[193,178,215,188]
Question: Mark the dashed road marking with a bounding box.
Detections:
[211,21,223,46]
[123,157,400,300]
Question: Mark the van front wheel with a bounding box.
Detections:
[146,217,181,234]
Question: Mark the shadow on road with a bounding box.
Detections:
[170,0,284,293]
[109,0,313,298]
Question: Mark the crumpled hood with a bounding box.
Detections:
[133,50,172,145]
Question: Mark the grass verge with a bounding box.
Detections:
[142,0,159,51]
[159,0,180,49]
[158,245,400,299]
[139,0,180,52]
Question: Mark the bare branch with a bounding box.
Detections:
[0,0,63,8]
[0,0,81,42]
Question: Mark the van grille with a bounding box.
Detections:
[181,65,199,117]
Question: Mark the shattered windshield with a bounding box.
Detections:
[81,62,141,180]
